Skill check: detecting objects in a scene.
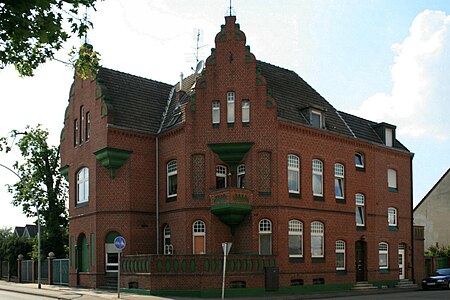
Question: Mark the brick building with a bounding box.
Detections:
[60,15,415,294]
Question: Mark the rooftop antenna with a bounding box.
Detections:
[82,6,89,44]
[226,0,236,16]
[188,29,207,73]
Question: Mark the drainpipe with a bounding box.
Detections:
[156,136,160,254]
[410,154,414,282]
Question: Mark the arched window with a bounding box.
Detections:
[237,164,245,188]
[288,220,303,257]
[388,207,397,227]
[379,242,389,269]
[312,159,323,196]
[311,221,324,257]
[334,163,344,199]
[355,153,364,168]
[259,219,272,255]
[288,155,300,194]
[193,220,206,254]
[167,160,178,198]
[336,240,346,270]
[163,224,172,255]
[216,165,227,189]
[76,167,89,204]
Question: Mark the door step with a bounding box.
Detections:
[396,279,419,289]
[352,282,378,290]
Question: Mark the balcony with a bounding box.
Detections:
[210,187,253,230]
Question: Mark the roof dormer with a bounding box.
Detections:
[300,105,327,129]
[372,122,396,147]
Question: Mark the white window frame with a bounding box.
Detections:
[288,220,303,258]
[259,219,272,255]
[167,160,178,198]
[237,164,245,188]
[288,155,300,194]
[212,101,220,124]
[311,221,324,258]
[86,111,91,141]
[76,167,89,204]
[356,193,365,227]
[388,169,397,191]
[216,165,227,189]
[379,242,389,269]
[335,240,346,270]
[74,119,79,146]
[105,243,119,272]
[312,159,323,196]
[388,207,397,226]
[242,99,250,123]
[227,92,235,123]
[355,152,364,168]
[334,163,344,199]
[80,106,85,144]
[385,128,393,147]
[193,220,206,254]
[163,224,172,255]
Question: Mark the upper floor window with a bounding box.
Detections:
[163,224,172,255]
[355,153,364,169]
[167,160,178,198]
[212,101,220,125]
[379,242,389,269]
[288,220,303,258]
[80,106,85,144]
[310,110,323,128]
[237,164,245,188]
[288,155,300,194]
[193,220,206,254]
[259,219,272,255]
[74,119,79,146]
[385,128,393,147]
[242,100,250,124]
[76,167,89,204]
[388,169,397,192]
[216,165,227,189]
[86,111,91,141]
[388,207,397,227]
[311,221,324,258]
[227,92,235,123]
[312,159,323,197]
[335,240,346,270]
[334,163,344,199]
[355,193,365,227]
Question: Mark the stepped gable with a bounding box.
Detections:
[97,68,173,135]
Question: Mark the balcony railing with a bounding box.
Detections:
[209,187,253,228]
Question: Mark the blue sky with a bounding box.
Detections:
[0,0,449,228]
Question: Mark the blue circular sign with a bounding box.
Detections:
[114,236,126,251]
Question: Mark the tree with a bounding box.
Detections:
[0,0,101,77]
[0,227,12,239]
[0,125,68,258]
[0,235,33,277]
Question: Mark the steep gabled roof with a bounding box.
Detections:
[414,168,450,211]
[97,68,174,135]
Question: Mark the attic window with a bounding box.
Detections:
[311,110,323,129]
[385,128,393,147]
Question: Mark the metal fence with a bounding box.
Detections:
[1,261,9,279]
[53,259,69,285]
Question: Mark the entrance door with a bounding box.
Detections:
[355,241,367,282]
[398,244,405,279]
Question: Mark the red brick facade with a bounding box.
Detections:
[60,15,415,292]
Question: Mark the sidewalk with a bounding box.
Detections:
[0,280,420,300]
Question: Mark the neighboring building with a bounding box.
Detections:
[60,15,415,293]
[14,224,38,238]
[414,168,450,251]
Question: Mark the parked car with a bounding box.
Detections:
[422,268,450,290]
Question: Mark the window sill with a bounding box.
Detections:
[313,196,324,202]
[388,226,398,231]
[336,198,346,204]
[336,270,347,275]
[166,196,177,202]
[312,258,325,263]
[388,187,398,193]
[289,192,301,199]
[242,122,250,128]
[212,123,220,128]
[379,269,390,274]
[259,191,272,197]
[356,226,366,231]
[356,166,365,172]
[75,202,89,208]
[227,123,234,128]
[192,193,205,200]
[289,257,304,263]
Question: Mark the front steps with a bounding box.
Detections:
[352,279,418,291]
[352,282,378,290]
[395,279,419,289]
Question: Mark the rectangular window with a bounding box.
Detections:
[242,100,250,123]
[288,155,300,194]
[167,160,178,198]
[356,194,365,226]
[86,112,90,141]
[80,106,85,144]
[311,110,322,128]
[74,119,79,146]
[212,101,220,124]
[311,222,324,258]
[388,208,397,226]
[336,240,345,270]
[334,163,344,199]
[379,243,389,269]
[288,220,303,257]
[216,165,227,189]
[312,159,323,196]
[227,92,235,123]
[385,128,393,147]
[388,169,397,191]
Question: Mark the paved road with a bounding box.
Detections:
[320,289,449,299]
[0,289,54,299]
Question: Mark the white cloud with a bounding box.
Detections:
[354,10,450,141]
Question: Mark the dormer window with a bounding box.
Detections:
[311,110,323,128]
[372,123,396,147]
[385,128,393,147]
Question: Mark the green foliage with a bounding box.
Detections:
[0,235,33,276]
[0,0,100,76]
[425,244,450,257]
[69,43,101,79]
[0,227,12,239]
[0,125,68,258]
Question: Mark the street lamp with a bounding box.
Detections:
[0,163,42,289]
